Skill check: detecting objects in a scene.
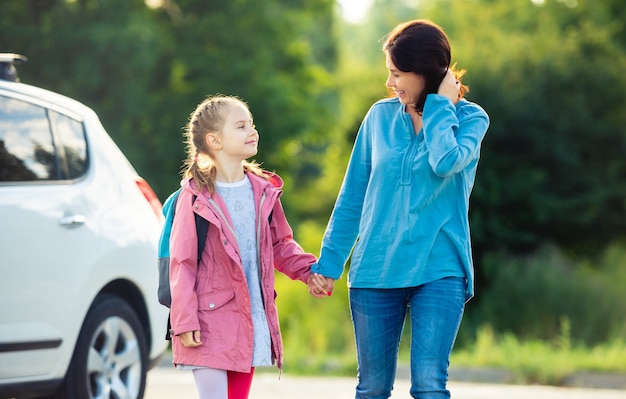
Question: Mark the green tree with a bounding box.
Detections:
[441,0,626,257]
[0,0,340,202]
[1,0,176,194]
[138,0,340,202]
[347,0,626,257]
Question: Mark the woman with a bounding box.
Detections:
[309,20,490,399]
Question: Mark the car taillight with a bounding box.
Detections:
[136,177,163,219]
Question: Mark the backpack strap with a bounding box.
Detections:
[171,193,208,264]
[193,195,209,265]
[165,193,210,341]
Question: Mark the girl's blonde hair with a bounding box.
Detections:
[181,95,267,194]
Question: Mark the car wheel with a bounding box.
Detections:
[54,294,148,399]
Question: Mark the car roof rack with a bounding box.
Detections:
[0,53,28,82]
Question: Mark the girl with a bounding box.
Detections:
[168,95,317,399]
[310,20,490,398]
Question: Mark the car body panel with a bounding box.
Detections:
[0,79,168,393]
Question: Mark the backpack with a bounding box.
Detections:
[157,188,209,308]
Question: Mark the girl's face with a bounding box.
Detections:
[385,52,425,109]
[217,103,259,160]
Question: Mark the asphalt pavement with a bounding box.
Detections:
[145,365,626,399]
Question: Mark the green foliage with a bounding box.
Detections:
[5,0,625,255]
[0,0,340,201]
[3,0,626,382]
[271,219,355,375]
[451,324,626,385]
[427,0,626,256]
[146,0,340,201]
[274,264,355,375]
[326,0,626,258]
[274,243,626,381]
[460,242,626,345]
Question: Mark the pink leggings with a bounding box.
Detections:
[192,367,255,399]
[227,368,255,399]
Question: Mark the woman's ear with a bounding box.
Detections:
[205,133,222,149]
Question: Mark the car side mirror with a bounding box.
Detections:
[0,53,28,82]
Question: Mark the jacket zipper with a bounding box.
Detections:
[208,198,237,238]
[257,191,284,369]
[256,192,267,304]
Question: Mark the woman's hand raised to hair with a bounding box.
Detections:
[438,69,461,105]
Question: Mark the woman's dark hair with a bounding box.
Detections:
[383,19,467,113]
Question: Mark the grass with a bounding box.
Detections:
[277,322,626,387]
[444,323,626,386]
[269,235,626,386]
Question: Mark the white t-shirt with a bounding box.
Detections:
[216,176,272,367]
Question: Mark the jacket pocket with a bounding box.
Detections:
[197,289,235,311]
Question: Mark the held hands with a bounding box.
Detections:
[438,69,461,105]
[307,273,334,298]
[180,330,202,348]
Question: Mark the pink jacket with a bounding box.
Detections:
[169,171,316,372]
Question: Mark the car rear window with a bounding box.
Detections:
[0,94,88,182]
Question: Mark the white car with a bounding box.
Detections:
[0,54,169,399]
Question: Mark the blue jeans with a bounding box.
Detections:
[349,277,466,399]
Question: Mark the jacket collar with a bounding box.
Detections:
[181,170,282,217]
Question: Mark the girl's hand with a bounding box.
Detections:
[438,69,461,105]
[180,330,202,347]
[308,273,334,298]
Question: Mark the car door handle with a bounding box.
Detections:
[58,214,86,227]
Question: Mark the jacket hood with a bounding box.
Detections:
[258,170,283,190]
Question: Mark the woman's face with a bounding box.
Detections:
[385,52,425,109]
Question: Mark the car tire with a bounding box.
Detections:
[54,294,148,399]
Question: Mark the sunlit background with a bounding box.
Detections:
[2,0,625,388]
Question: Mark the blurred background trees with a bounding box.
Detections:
[1,0,339,200]
[2,0,625,374]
